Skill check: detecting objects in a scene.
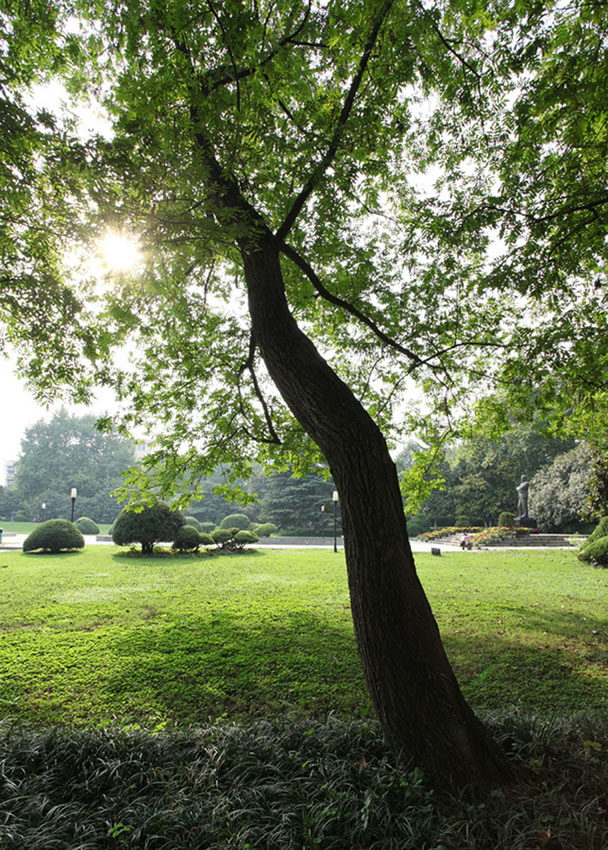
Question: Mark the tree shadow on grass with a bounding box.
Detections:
[22,550,83,557]
[441,605,608,712]
[98,609,368,725]
[110,548,266,563]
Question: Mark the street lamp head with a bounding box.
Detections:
[70,488,77,499]
[332,490,339,502]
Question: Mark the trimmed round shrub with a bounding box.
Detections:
[498,511,516,528]
[199,521,216,533]
[212,528,235,549]
[198,532,214,547]
[173,525,200,552]
[577,536,608,566]
[23,520,85,553]
[219,513,252,530]
[254,522,278,537]
[75,516,100,535]
[184,516,202,532]
[235,530,258,548]
[13,511,29,523]
[585,516,608,547]
[112,501,186,554]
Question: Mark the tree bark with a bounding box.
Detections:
[241,236,513,790]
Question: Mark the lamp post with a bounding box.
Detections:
[70,488,77,522]
[41,503,45,522]
[332,490,339,553]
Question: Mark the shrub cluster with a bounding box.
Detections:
[416,526,484,541]
[577,516,608,567]
[172,525,202,552]
[183,516,202,531]
[497,511,516,527]
[219,513,252,530]
[23,520,85,554]
[252,522,278,537]
[112,501,185,554]
[74,516,100,535]
[212,527,259,551]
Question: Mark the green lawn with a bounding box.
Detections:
[0,546,606,728]
[0,521,113,535]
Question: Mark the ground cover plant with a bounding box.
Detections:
[0,712,607,850]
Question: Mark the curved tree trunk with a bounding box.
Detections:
[241,237,512,790]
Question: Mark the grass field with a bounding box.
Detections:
[0,545,606,727]
[0,521,113,535]
[1,545,607,849]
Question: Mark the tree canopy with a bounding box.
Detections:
[3,0,607,790]
[13,410,136,522]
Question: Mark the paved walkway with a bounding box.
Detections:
[1,532,575,553]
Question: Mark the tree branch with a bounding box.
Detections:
[279,240,424,368]
[238,331,282,445]
[275,1,394,243]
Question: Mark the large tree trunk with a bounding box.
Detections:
[241,237,512,790]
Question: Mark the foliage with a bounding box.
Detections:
[6,0,608,787]
[112,501,185,554]
[74,516,100,535]
[0,712,607,850]
[211,527,258,551]
[253,469,337,536]
[234,530,259,549]
[211,528,236,549]
[172,524,201,553]
[584,516,608,548]
[469,527,534,547]
[219,513,252,531]
[253,522,278,537]
[582,449,608,522]
[416,526,484,542]
[404,514,431,538]
[497,512,515,528]
[12,410,136,522]
[198,532,214,547]
[577,537,608,568]
[0,546,606,725]
[22,519,84,553]
[529,443,593,532]
[183,516,201,531]
[199,521,216,534]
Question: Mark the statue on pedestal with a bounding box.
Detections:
[516,475,529,520]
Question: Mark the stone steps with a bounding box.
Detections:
[427,533,582,548]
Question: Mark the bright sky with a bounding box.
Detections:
[0,360,50,480]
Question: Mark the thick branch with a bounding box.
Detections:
[275,1,394,242]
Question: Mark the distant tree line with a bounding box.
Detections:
[1,411,339,535]
[5,412,599,535]
[400,427,602,535]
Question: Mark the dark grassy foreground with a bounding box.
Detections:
[0,546,607,847]
[0,712,607,849]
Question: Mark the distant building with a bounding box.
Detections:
[4,460,17,487]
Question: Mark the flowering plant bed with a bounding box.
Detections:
[471,526,540,546]
[415,526,483,541]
